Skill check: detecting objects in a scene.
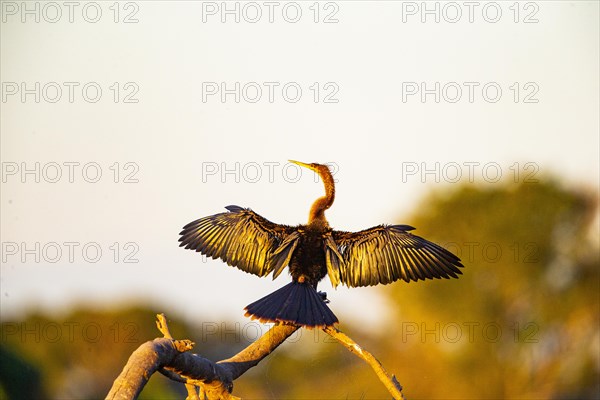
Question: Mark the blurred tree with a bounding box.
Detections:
[0,307,255,399]
[379,180,599,399]
[0,345,45,399]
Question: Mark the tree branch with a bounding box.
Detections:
[106,314,405,399]
[105,337,194,400]
[156,314,201,399]
[106,314,298,400]
[323,325,405,400]
[218,322,300,380]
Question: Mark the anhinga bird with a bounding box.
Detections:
[179,161,463,328]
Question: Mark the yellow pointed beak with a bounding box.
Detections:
[288,160,314,171]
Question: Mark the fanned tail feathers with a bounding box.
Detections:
[244,282,338,328]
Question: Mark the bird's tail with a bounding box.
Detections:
[244,281,339,328]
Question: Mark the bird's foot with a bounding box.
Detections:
[317,291,330,303]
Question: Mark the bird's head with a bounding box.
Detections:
[289,160,336,226]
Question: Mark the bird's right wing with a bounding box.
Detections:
[179,205,297,278]
[332,225,463,287]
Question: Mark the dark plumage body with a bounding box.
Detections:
[288,225,329,287]
[180,160,464,328]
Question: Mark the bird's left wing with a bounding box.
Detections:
[332,225,463,287]
[179,205,297,278]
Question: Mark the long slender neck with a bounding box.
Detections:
[308,166,335,227]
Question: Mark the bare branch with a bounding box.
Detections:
[106,315,298,400]
[106,337,192,400]
[155,314,200,398]
[156,313,173,338]
[219,323,300,380]
[107,314,405,399]
[323,325,405,400]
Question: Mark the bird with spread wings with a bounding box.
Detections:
[180,161,463,328]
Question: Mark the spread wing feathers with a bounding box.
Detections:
[179,205,296,277]
[324,235,345,288]
[333,225,464,287]
[271,232,301,279]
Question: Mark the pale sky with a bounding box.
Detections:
[1,1,598,329]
